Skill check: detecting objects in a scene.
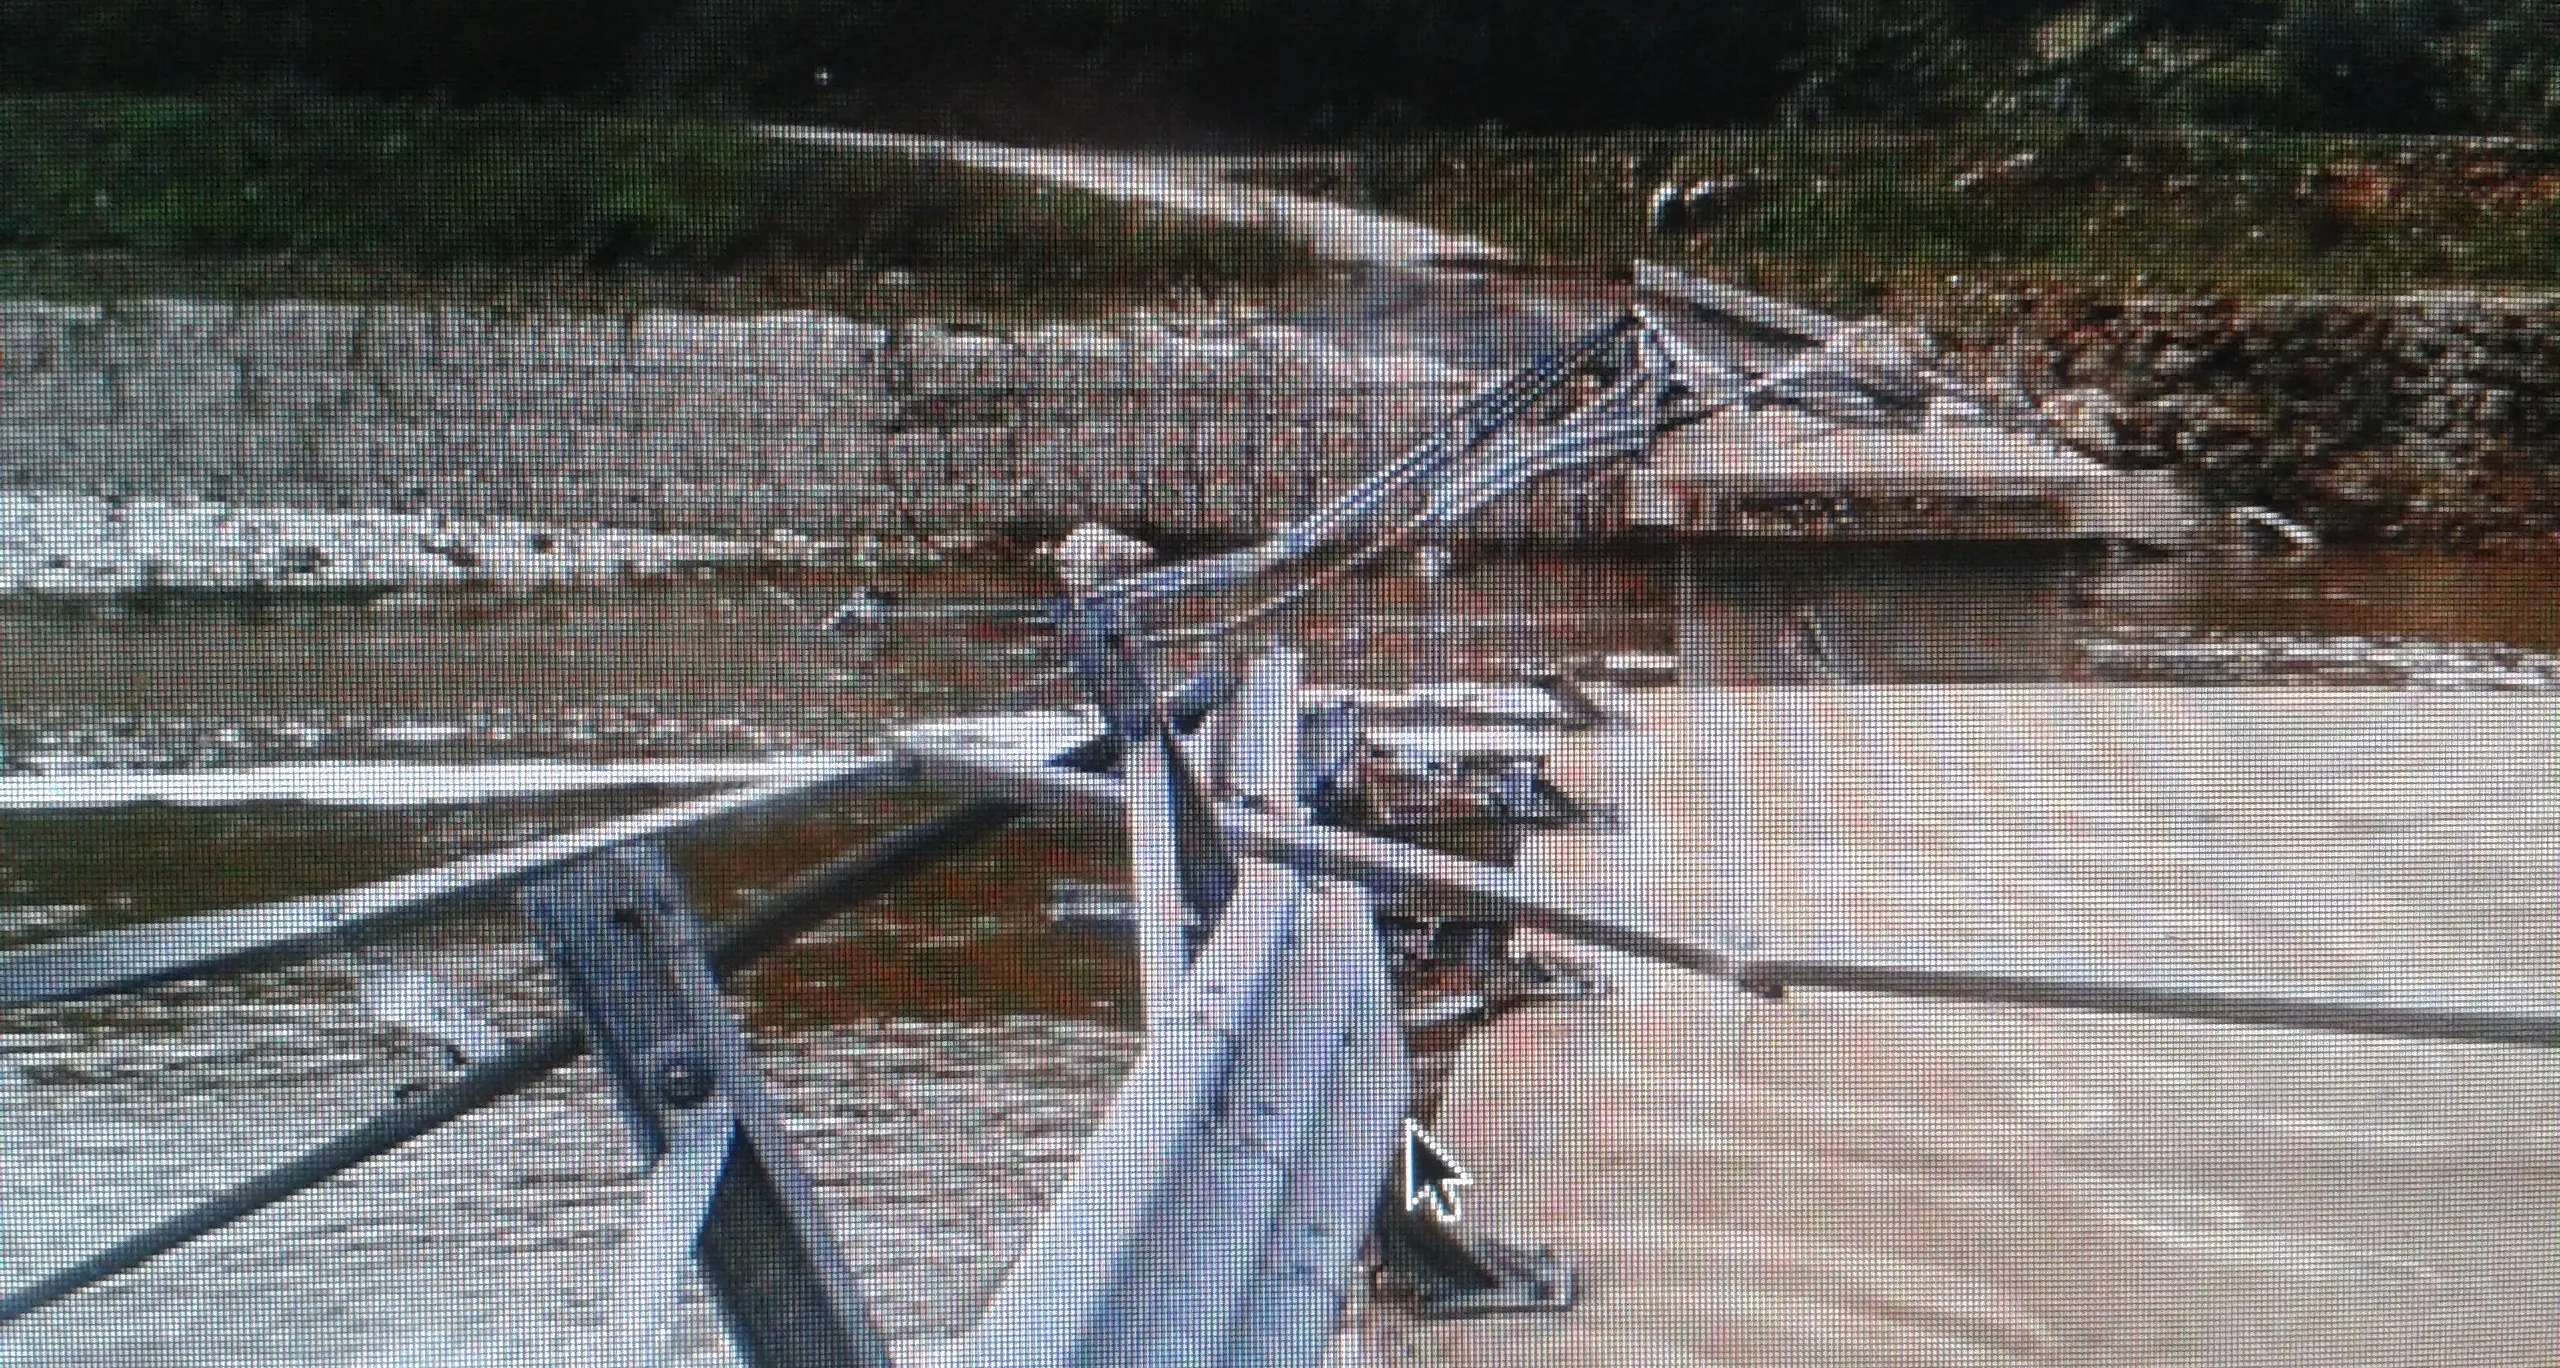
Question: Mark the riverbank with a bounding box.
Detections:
[1248,126,2560,545]
[12,282,2557,551]
[1935,288,2560,548]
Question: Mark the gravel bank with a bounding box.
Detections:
[0,489,784,596]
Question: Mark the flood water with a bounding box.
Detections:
[2,542,2556,1366]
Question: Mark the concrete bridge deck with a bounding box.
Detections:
[1410,685,2559,1367]
[1628,263,2202,547]
[1627,411,2200,544]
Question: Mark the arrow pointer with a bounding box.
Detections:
[1401,1118,1475,1224]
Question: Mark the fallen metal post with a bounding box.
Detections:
[1060,597,1239,934]
[0,754,914,1006]
[1373,1196,1576,1319]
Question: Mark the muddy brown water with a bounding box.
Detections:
[1,544,2554,1366]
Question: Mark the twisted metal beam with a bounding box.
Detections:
[0,799,1014,1327]
[900,738,2560,1051]
[1,755,912,1007]
[0,683,1240,1327]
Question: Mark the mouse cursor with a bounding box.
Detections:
[1401,1119,1475,1224]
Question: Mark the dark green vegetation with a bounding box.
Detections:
[4,0,2555,143]
[0,97,1311,314]
[1256,125,2560,309]
[1770,0,2560,135]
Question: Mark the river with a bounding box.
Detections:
[1,543,2555,1366]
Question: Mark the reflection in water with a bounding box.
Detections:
[1677,544,2090,686]
[1678,543,2560,689]
[3,545,2557,1363]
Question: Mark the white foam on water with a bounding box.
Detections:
[0,754,869,810]
[367,722,471,744]
[2090,629,2560,691]
[899,711,1100,755]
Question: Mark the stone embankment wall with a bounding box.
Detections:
[0,300,1538,544]
[1996,291,2560,546]
[16,293,2548,549]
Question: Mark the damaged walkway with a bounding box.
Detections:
[1412,685,2560,1368]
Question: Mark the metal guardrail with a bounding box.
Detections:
[966,868,1407,1368]
[958,648,1418,1368]
[0,795,1021,1331]
[522,846,900,1368]
[0,685,1218,1339]
[1101,313,1641,608]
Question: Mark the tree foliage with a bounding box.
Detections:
[0,0,2552,138]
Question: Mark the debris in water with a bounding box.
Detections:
[1048,523,1159,592]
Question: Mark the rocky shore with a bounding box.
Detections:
[1966,289,2560,548]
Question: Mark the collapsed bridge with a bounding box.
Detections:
[3,306,2552,1367]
